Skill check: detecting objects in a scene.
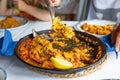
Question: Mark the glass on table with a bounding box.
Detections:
[0,67,7,80]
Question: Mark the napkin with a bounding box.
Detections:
[100,34,118,59]
[0,29,17,56]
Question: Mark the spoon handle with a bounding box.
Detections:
[45,0,55,21]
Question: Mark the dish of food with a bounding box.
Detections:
[15,18,107,74]
[0,16,29,38]
[0,16,28,29]
[0,17,21,29]
[75,19,115,38]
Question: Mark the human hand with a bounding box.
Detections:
[13,0,29,11]
[38,0,62,7]
[111,24,120,52]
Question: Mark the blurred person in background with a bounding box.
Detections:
[45,0,120,51]
[39,0,78,21]
[0,0,51,21]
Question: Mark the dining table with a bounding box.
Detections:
[0,20,120,80]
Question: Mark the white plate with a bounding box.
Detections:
[74,19,116,38]
[0,67,7,80]
[0,16,29,38]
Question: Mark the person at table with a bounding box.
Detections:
[43,0,120,52]
[0,0,51,21]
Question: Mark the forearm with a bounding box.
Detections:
[115,26,120,51]
[0,0,16,15]
[0,0,7,14]
[23,5,51,21]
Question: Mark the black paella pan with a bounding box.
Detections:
[14,30,107,74]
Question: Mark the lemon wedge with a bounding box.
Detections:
[50,57,73,70]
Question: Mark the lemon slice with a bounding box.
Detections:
[50,57,73,70]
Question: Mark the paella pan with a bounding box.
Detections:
[14,17,107,74]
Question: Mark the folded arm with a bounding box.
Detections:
[111,24,120,52]
[13,0,51,21]
[0,0,16,16]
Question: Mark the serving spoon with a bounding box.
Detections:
[32,29,51,40]
[32,29,80,52]
[44,0,55,21]
[32,29,38,37]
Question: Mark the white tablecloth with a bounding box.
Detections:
[0,21,120,80]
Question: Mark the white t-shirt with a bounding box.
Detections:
[88,0,120,22]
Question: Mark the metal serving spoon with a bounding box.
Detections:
[32,29,78,52]
[32,29,51,40]
[45,0,55,21]
[32,29,38,37]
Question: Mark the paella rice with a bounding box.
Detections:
[81,23,113,35]
[17,17,103,69]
